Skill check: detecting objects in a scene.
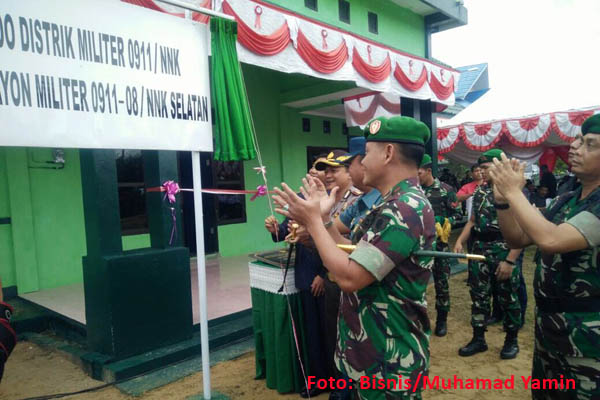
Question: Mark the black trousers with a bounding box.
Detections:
[323,276,342,379]
[299,285,334,381]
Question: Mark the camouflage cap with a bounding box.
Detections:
[477,148,503,165]
[420,154,432,168]
[581,114,600,135]
[364,116,431,146]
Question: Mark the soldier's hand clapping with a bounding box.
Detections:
[488,153,526,199]
[301,175,338,220]
[273,180,322,228]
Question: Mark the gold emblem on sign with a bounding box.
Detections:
[369,120,381,135]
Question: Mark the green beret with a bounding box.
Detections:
[581,114,600,135]
[364,116,431,146]
[420,154,432,168]
[477,149,503,165]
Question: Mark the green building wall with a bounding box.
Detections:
[1,0,426,289]
[0,147,150,293]
[265,0,426,57]
[0,149,17,289]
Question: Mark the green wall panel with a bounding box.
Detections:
[123,234,151,251]
[265,0,426,57]
[0,149,17,288]
[5,148,40,293]
[27,148,87,290]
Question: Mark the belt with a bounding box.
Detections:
[536,297,600,313]
[473,230,503,242]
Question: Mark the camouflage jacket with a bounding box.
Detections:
[336,178,436,395]
[534,186,600,358]
[471,184,501,234]
[422,178,462,225]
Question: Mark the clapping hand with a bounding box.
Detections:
[273,179,322,228]
[488,153,526,200]
[300,175,338,220]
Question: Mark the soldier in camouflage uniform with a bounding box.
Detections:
[418,154,462,336]
[454,149,522,359]
[274,116,436,399]
[490,114,600,400]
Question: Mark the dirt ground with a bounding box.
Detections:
[1,248,537,400]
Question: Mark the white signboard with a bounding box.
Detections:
[0,0,213,151]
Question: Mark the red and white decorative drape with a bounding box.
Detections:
[437,106,600,165]
[343,92,401,128]
[123,0,460,105]
[221,0,459,105]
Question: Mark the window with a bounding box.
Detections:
[302,117,311,132]
[368,12,378,34]
[342,123,349,135]
[213,160,247,225]
[305,0,318,11]
[339,0,350,23]
[115,150,149,235]
[323,120,331,134]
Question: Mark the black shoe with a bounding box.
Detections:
[500,336,519,359]
[459,337,488,356]
[301,386,325,398]
[434,319,447,337]
[458,328,488,357]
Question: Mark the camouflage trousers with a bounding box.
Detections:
[468,240,521,331]
[433,240,451,313]
[532,337,600,400]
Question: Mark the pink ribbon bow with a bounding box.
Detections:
[250,185,267,201]
[162,180,180,204]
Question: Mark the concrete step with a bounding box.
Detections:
[101,309,253,382]
[18,306,254,385]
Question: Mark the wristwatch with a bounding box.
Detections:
[493,202,509,210]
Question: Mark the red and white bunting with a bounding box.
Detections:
[551,109,600,142]
[124,0,460,105]
[344,92,400,128]
[504,114,552,147]
[437,106,600,161]
[221,0,460,105]
[461,122,504,152]
[437,126,461,154]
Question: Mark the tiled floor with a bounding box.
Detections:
[20,254,254,325]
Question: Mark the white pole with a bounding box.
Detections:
[185,7,211,397]
[192,150,211,399]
